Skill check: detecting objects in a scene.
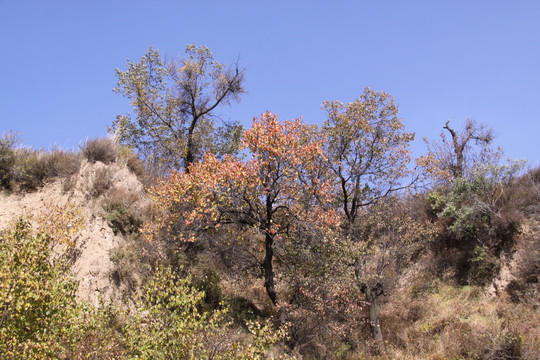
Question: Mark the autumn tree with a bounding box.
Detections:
[111,44,245,171]
[146,112,337,306]
[322,88,416,342]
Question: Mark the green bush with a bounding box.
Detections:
[0,219,87,358]
[102,187,143,235]
[122,266,290,359]
[193,268,223,310]
[430,161,525,284]
[107,206,142,235]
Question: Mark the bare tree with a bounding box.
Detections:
[419,119,498,183]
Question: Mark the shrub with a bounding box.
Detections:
[0,131,18,189]
[15,149,81,192]
[0,207,132,359]
[0,136,81,192]
[40,147,81,178]
[193,268,223,310]
[11,149,43,191]
[102,188,143,235]
[122,266,291,359]
[89,166,113,198]
[81,137,118,164]
[429,161,525,284]
[107,206,142,235]
[0,216,85,358]
[118,146,147,180]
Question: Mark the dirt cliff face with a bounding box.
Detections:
[0,160,147,305]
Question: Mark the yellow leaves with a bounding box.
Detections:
[0,217,84,358]
[32,202,84,250]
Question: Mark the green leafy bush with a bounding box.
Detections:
[193,268,223,310]
[107,206,142,235]
[101,187,143,235]
[122,266,290,359]
[430,161,525,284]
[0,218,85,358]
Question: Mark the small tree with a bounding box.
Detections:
[322,88,416,342]
[112,44,245,171]
[418,119,499,184]
[146,112,338,305]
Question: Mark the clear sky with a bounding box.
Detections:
[1,1,539,165]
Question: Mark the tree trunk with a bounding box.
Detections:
[263,232,277,305]
[184,147,194,172]
[365,287,383,341]
[184,114,199,172]
[444,120,464,179]
[184,131,195,172]
[355,259,384,342]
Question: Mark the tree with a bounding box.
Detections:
[321,88,416,342]
[322,88,415,225]
[418,119,498,184]
[146,112,338,306]
[111,44,245,171]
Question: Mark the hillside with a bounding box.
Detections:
[0,134,539,359]
[0,158,147,306]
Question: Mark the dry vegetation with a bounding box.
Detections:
[1,128,539,359]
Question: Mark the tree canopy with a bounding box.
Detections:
[111,44,245,171]
[146,112,338,305]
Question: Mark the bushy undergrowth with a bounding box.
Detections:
[2,124,539,359]
[0,213,91,358]
[81,137,118,164]
[118,145,148,182]
[102,187,143,235]
[380,280,539,360]
[123,266,290,359]
[0,133,145,195]
[0,135,81,192]
[427,162,527,285]
[0,212,293,359]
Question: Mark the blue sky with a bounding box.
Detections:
[1,1,539,165]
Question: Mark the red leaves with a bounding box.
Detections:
[145,112,339,243]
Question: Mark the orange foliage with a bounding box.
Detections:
[145,111,338,242]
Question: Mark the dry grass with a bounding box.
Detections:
[118,146,147,181]
[380,280,539,359]
[0,146,81,192]
[82,137,118,164]
[88,166,113,198]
